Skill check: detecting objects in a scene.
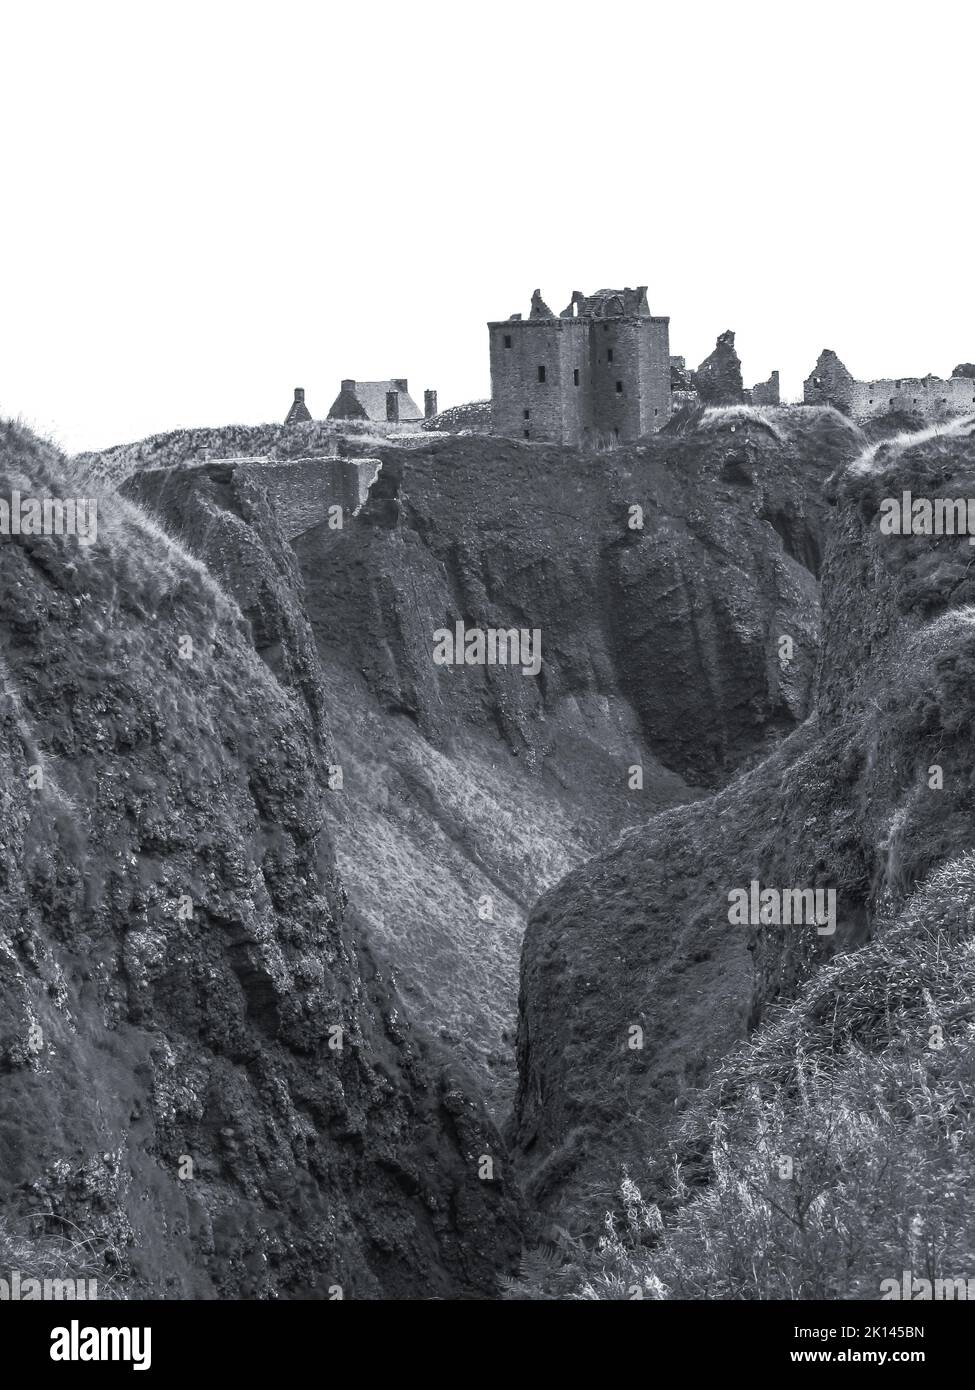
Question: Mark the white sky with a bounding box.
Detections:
[1,0,973,454]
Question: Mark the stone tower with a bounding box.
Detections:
[488,287,671,445]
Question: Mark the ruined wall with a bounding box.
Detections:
[803,350,857,414]
[695,330,745,405]
[229,457,378,538]
[846,375,975,421]
[750,370,781,406]
[804,349,975,422]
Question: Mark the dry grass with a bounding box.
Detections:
[0,1213,126,1298]
[848,413,975,477]
[700,404,789,442]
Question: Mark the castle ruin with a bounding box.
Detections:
[488,288,671,445]
[804,350,975,423]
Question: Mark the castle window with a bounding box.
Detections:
[654,408,658,416]
[573,368,580,386]
[524,428,530,438]
[504,335,512,349]
[523,409,530,419]
[616,381,623,394]
[538,365,546,383]
[607,349,614,363]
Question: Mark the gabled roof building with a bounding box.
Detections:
[327,378,423,424]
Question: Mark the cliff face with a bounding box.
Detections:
[297,410,851,786]
[58,401,862,1273]
[0,423,521,1299]
[281,410,853,1112]
[512,413,975,1219]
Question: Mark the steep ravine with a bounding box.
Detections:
[109,408,856,1122]
[53,402,866,1295]
[283,410,854,1111]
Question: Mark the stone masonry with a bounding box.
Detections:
[488,287,671,445]
[804,350,975,422]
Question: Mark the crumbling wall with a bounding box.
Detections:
[694,330,745,405]
[803,350,856,415]
[804,349,975,422]
[846,375,975,420]
[749,370,780,406]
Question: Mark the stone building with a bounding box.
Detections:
[488,287,671,445]
[327,378,433,424]
[804,350,975,422]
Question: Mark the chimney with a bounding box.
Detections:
[294,387,305,403]
[423,389,438,419]
[392,378,408,393]
[341,378,356,393]
[386,390,400,423]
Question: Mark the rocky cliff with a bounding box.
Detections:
[46,400,872,1295]
[0,421,522,1299]
[108,407,857,1122]
[512,413,975,1222]
[282,409,856,1113]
